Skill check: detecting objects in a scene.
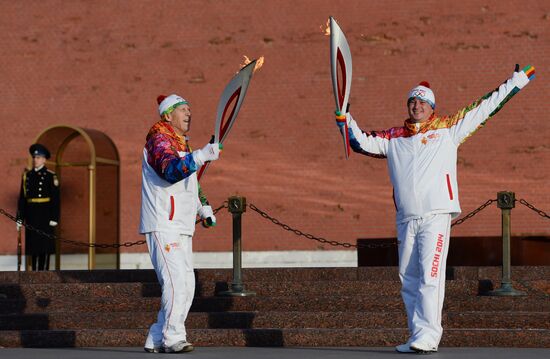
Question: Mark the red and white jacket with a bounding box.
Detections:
[346,70,532,223]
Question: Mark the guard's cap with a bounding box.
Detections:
[29,143,50,159]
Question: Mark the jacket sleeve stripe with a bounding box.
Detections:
[444,70,531,145]
[347,115,390,158]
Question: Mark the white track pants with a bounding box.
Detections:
[397,213,451,348]
[144,232,195,348]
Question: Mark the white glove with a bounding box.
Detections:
[192,143,221,167]
[511,64,535,90]
[49,220,58,227]
[16,220,22,231]
[198,205,216,227]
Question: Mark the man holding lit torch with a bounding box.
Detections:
[140,94,221,353]
[336,65,535,353]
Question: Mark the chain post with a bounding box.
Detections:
[17,228,22,272]
[217,196,256,297]
[486,191,526,297]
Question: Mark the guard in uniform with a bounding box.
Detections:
[16,144,60,271]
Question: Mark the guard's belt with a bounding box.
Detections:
[27,197,51,203]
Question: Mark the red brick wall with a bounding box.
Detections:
[1,0,548,255]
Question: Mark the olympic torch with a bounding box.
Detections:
[197,57,263,180]
[328,17,353,159]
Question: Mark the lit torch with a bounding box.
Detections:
[321,19,330,36]
[240,55,264,73]
[198,56,258,180]
[329,16,353,159]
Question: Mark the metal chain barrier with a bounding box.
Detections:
[450,199,496,227]
[247,203,380,248]
[518,198,550,219]
[248,198,499,249]
[0,201,228,249]
[1,197,545,250]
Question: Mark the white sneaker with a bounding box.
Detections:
[163,341,194,353]
[395,343,415,353]
[144,335,162,353]
[143,345,161,353]
[410,341,437,354]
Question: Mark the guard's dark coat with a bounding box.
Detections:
[17,167,60,255]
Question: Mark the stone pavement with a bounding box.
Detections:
[0,347,549,359]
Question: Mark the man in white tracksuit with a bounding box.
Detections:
[335,65,535,353]
[140,94,222,353]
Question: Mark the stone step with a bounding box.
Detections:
[1,311,548,331]
[2,279,527,299]
[0,270,157,284]
[1,266,548,284]
[0,294,548,314]
[0,327,548,348]
[1,268,548,348]
[1,278,547,299]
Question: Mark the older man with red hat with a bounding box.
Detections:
[335,65,535,353]
[140,94,221,353]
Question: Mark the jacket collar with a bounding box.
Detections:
[146,120,189,151]
[404,113,436,134]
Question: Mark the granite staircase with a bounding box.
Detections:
[0,267,548,348]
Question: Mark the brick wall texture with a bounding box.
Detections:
[1,0,548,255]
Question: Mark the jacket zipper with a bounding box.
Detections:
[169,195,175,220]
[446,174,454,200]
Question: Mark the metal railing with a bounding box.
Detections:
[0,202,227,271]
[1,191,548,297]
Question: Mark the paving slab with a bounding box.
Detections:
[0,347,549,359]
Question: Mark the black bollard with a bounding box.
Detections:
[486,191,526,296]
[17,228,22,272]
[217,196,256,297]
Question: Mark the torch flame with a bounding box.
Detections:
[240,55,264,73]
[321,19,330,36]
